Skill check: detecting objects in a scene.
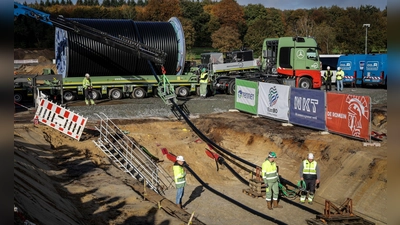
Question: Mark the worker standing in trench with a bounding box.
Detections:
[299,153,320,204]
[173,156,187,209]
[262,152,283,210]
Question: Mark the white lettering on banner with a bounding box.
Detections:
[295,113,317,120]
[327,111,347,119]
[237,85,256,106]
[294,96,318,113]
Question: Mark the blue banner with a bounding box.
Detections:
[289,88,326,130]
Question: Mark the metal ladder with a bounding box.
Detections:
[93,112,174,194]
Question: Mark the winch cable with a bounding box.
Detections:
[184,164,287,225]
[170,99,297,189]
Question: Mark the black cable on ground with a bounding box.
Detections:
[218,157,249,186]
[171,100,257,169]
[184,164,287,225]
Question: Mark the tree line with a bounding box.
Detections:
[14,0,387,57]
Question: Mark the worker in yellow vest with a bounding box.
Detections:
[173,155,186,209]
[336,67,344,91]
[82,73,95,105]
[199,67,209,98]
[262,152,283,210]
[299,153,320,204]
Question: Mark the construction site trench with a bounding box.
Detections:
[14,50,387,225]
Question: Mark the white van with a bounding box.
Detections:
[319,54,342,83]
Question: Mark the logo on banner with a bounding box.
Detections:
[268,86,279,107]
[267,86,279,113]
[346,95,369,137]
[237,85,256,106]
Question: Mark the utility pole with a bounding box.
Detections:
[363,24,370,54]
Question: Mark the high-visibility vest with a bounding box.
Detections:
[82,78,92,89]
[261,160,278,183]
[324,70,333,80]
[173,164,186,188]
[200,72,208,83]
[302,160,317,180]
[336,70,344,80]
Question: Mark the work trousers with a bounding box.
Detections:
[200,83,208,97]
[264,180,279,201]
[176,187,185,204]
[84,88,95,105]
[301,179,316,203]
[336,80,343,91]
[325,79,332,91]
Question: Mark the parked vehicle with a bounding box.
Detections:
[337,54,367,86]
[203,36,322,95]
[362,54,387,88]
[319,54,341,83]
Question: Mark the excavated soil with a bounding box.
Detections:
[14,49,387,225]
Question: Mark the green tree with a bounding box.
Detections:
[102,0,111,7]
[211,26,242,52]
[314,22,335,54]
[244,18,275,56]
[243,3,267,23]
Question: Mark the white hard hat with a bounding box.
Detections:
[327,66,330,70]
[176,155,185,161]
[85,73,90,77]
[308,153,314,159]
[337,67,341,70]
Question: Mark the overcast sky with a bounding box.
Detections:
[18,0,387,11]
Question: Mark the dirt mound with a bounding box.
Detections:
[14,48,54,61]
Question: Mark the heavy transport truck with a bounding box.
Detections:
[14,2,196,103]
[202,37,322,95]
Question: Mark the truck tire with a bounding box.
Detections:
[91,90,102,100]
[132,87,146,99]
[176,86,190,97]
[298,77,312,89]
[109,88,123,100]
[63,91,75,102]
[14,92,23,103]
[227,80,235,95]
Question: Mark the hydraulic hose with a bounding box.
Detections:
[184,164,287,225]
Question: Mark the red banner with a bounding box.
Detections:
[326,93,370,140]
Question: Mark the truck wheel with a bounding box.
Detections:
[109,88,123,100]
[91,90,102,100]
[227,80,235,95]
[176,86,190,97]
[14,93,23,103]
[132,87,146,99]
[298,77,312,89]
[63,91,75,101]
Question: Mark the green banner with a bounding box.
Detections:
[235,78,258,114]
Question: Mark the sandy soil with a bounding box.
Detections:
[14,49,387,225]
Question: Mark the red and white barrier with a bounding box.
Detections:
[34,98,87,141]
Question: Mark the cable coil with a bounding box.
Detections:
[56,19,179,77]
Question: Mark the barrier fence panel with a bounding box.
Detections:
[34,98,88,141]
[326,93,371,140]
[258,83,290,121]
[289,88,326,130]
[234,78,259,115]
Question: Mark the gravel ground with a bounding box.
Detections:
[63,86,387,121]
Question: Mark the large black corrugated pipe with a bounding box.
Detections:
[55,18,185,78]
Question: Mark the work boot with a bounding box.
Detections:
[267,201,273,210]
[273,200,283,208]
